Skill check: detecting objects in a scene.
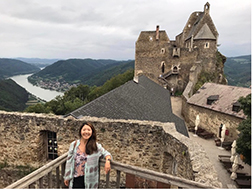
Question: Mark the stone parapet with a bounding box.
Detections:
[0,111,221,188]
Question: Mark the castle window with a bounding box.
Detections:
[232,101,241,112]
[47,131,58,160]
[172,48,180,57]
[149,36,153,41]
[160,61,165,73]
[219,123,223,138]
[173,66,178,72]
[204,42,209,48]
[207,95,219,105]
[188,24,191,28]
[161,48,165,54]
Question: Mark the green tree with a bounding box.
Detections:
[63,85,90,102]
[64,98,84,114]
[236,94,251,165]
[25,103,50,114]
[24,69,134,115]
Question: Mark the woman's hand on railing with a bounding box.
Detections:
[104,158,111,174]
[64,180,69,187]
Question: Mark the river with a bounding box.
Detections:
[10,74,64,102]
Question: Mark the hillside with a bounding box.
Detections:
[81,60,134,86]
[15,57,60,68]
[224,55,251,88]
[0,79,29,111]
[28,59,134,88]
[0,58,40,79]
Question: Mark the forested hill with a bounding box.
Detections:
[0,79,29,111]
[224,55,251,88]
[28,58,134,86]
[0,58,40,79]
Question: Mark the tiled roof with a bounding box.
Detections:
[194,23,216,40]
[66,75,188,137]
[185,12,204,40]
[188,83,251,118]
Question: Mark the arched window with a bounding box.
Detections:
[160,62,165,73]
[161,48,165,54]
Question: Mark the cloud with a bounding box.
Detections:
[0,0,250,59]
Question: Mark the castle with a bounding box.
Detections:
[1,2,249,188]
[135,2,226,93]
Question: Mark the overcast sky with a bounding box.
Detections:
[0,0,250,60]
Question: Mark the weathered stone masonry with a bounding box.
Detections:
[0,111,221,188]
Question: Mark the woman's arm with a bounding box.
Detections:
[97,143,112,174]
[104,155,111,174]
[64,141,77,182]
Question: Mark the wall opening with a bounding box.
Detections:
[48,131,58,160]
[207,95,219,105]
[41,130,58,160]
[162,152,177,175]
[232,101,241,112]
[218,123,223,138]
[161,61,165,74]
[161,48,165,54]
[204,42,209,48]
[173,66,178,72]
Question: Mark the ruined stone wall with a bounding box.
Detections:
[135,39,200,92]
[135,38,170,81]
[0,111,222,188]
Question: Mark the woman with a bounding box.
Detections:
[64,122,112,188]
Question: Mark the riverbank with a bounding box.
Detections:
[10,74,63,102]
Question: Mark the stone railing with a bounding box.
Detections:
[5,152,215,189]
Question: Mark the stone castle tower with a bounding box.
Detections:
[135,2,226,93]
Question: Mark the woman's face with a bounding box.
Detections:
[81,124,92,140]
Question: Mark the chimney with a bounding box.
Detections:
[156,25,159,40]
[133,76,139,83]
[204,2,210,14]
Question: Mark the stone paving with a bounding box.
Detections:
[171,96,251,188]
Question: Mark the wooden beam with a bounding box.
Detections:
[116,170,121,188]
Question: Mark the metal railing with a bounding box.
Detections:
[5,152,215,189]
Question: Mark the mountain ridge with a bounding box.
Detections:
[28,58,134,89]
[0,58,40,79]
[224,54,251,88]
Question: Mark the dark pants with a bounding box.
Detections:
[73,175,85,189]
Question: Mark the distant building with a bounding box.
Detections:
[65,75,188,137]
[182,82,251,142]
[135,2,226,94]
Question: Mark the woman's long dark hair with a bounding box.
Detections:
[79,122,98,155]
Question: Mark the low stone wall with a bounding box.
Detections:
[182,104,243,142]
[0,111,222,188]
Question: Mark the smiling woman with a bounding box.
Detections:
[64,122,112,189]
